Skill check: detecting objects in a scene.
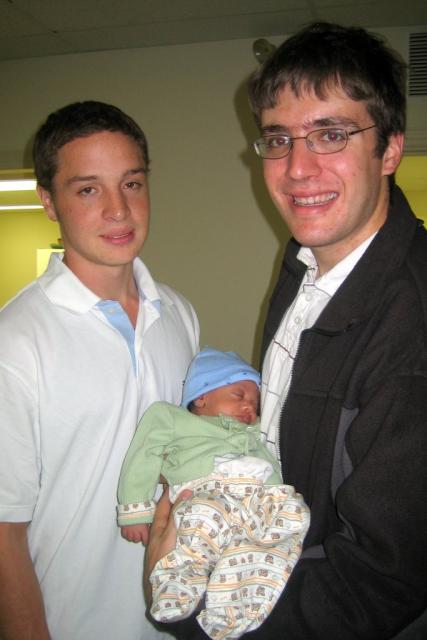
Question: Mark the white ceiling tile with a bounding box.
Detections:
[0,1,46,37]
[1,0,426,61]
[0,33,74,61]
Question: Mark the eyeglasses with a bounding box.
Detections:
[253,125,377,159]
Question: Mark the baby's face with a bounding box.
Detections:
[193,380,259,425]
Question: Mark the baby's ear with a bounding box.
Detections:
[193,395,207,408]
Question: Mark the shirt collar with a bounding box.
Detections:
[39,253,162,313]
[297,233,378,297]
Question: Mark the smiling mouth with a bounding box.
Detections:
[293,192,338,206]
[112,232,131,238]
[102,230,133,240]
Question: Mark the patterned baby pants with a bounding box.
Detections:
[150,476,310,640]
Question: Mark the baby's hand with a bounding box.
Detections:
[121,523,150,545]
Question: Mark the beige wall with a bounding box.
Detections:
[0,37,289,364]
[0,30,426,364]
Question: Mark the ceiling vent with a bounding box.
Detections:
[409,32,427,97]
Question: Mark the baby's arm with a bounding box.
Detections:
[121,523,150,545]
[118,404,174,533]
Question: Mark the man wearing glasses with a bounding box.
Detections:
[147,22,427,640]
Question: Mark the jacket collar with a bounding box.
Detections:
[284,185,419,333]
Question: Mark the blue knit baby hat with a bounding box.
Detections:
[181,347,260,408]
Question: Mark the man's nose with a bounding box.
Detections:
[285,138,322,180]
[103,188,130,220]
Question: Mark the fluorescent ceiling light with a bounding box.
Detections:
[0,205,43,211]
[0,179,37,191]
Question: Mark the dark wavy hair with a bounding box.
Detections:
[33,100,149,191]
[248,22,407,157]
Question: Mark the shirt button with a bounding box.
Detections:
[305,293,313,301]
[294,316,301,324]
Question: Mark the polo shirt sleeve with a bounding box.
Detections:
[117,402,174,525]
[0,364,40,522]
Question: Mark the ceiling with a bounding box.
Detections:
[1,0,427,62]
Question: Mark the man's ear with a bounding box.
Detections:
[382,132,404,176]
[37,185,59,222]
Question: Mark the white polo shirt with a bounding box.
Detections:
[0,254,199,640]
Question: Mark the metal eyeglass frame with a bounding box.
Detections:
[253,125,377,159]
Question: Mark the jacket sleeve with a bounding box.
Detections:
[117,402,174,526]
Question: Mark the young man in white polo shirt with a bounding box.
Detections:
[0,101,199,640]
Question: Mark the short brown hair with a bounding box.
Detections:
[248,22,407,157]
[33,101,149,191]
